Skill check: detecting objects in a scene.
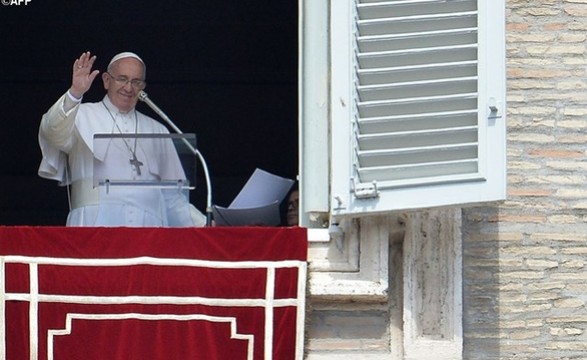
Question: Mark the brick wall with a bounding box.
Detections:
[463,0,587,359]
[306,1,587,359]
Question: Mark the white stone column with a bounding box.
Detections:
[403,208,463,360]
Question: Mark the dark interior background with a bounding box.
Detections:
[0,0,298,225]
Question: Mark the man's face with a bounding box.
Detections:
[102,58,145,113]
[286,190,299,226]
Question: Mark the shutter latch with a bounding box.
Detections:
[351,179,380,199]
[488,97,503,120]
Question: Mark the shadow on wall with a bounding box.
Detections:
[462,205,502,359]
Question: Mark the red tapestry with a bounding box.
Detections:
[0,226,308,360]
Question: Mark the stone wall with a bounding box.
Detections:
[463,1,587,359]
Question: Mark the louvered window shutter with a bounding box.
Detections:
[329,0,506,216]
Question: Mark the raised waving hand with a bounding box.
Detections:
[69,51,100,99]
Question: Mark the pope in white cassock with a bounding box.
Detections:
[38,51,206,227]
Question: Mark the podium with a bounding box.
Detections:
[88,133,200,226]
[93,133,197,196]
[0,226,307,359]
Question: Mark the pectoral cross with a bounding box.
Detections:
[130,153,143,175]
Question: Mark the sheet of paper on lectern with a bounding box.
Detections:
[213,168,294,226]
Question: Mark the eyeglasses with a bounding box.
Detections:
[106,72,146,89]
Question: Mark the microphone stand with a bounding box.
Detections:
[138,90,213,226]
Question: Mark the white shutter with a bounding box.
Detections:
[330,0,506,217]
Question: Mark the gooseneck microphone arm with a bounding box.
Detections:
[138,90,213,226]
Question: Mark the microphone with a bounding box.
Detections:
[138,90,213,226]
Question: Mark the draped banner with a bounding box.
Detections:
[0,226,308,360]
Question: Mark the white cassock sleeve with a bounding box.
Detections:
[38,93,80,184]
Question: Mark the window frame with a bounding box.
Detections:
[300,0,507,225]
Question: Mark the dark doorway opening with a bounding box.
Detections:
[0,1,298,225]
